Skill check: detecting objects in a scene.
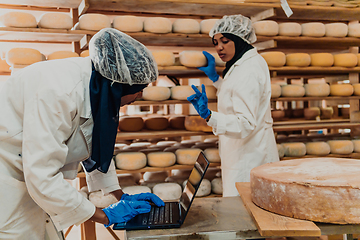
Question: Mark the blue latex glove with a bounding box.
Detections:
[187,84,211,119]
[120,193,164,207]
[102,200,151,227]
[198,51,219,83]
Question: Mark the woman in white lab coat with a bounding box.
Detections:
[0,28,164,239]
[188,15,279,197]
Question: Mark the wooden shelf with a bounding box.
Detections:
[281,152,360,160]
[269,66,360,75]
[131,99,217,106]
[116,129,211,141]
[273,118,349,126]
[273,121,360,131]
[271,96,360,101]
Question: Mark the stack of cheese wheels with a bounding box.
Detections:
[122,186,152,195]
[78,13,111,30]
[304,107,321,120]
[0,59,11,73]
[118,116,144,132]
[175,148,202,165]
[333,53,358,67]
[153,183,182,200]
[144,17,172,33]
[260,52,286,67]
[271,84,282,98]
[184,115,212,132]
[350,111,360,123]
[306,141,331,155]
[203,148,220,163]
[301,22,326,37]
[80,50,89,57]
[1,12,37,28]
[200,19,218,34]
[278,22,302,36]
[142,86,171,101]
[327,140,354,154]
[281,84,305,97]
[6,48,43,66]
[281,142,306,157]
[352,139,360,152]
[310,53,334,67]
[250,158,360,224]
[115,152,147,170]
[325,23,348,37]
[38,13,73,29]
[304,83,330,97]
[179,51,207,67]
[169,115,185,129]
[211,178,223,194]
[89,191,118,208]
[348,23,360,37]
[252,20,278,36]
[286,53,311,67]
[330,83,354,96]
[112,15,143,32]
[320,106,334,119]
[277,144,285,158]
[198,85,217,99]
[147,152,176,167]
[170,85,194,100]
[47,51,79,60]
[172,19,200,33]
[353,83,360,95]
[144,116,169,130]
[151,50,175,66]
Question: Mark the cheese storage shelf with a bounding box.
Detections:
[116,130,211,141]
[273,121,359,131]
[131,99,217,106]
[281,152,360,160]
[271,96,360,101]
[269,66,360,75]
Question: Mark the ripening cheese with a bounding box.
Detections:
[170,85,194,100]
[147,152,176,167]
[153,183,182,200]
[129,142,151,148]
[333,53,358,67]
[80,50,89,57]
[325,23,348,37]
[144,17,172,33]
[172,19,200,34]
[320,107,334,119]
[211,178,223,194]
[115,152,147,170]
[281,142,306,157]
[350,111,360,123]
[301,22,326,37]
[272,110,285,120]
[277,144,285,158]
[304,83,330,97]
[144,116,169,130]
[352,139,360,153]
[175,148,202,165]
[184,115,213,132]
[118,116,144,132]
[252,20,279,36]
[353,83,360,96]
[79,14,111,31]
[203,148,220,163]
[358,54,360,66]
[281,85,305,97]
[142,86,171,101]
[151,50,175,67]
[122,186,151,195]
[327,140,354,154]
[0,59,10,72]
[38,13,73,29]
[193,179,211,197]
[304,107,320,120]
[260,52,286,67]
[179,51,207,67]
[112,15,143,32]
[310,53,334,67]
[271,84,282,98]
[89,191,118,208]
[6,48,42,65]
[2,12,37,28]
[169,115,185,129]
[197,85,217,99]
[200,19,218,34]
[286,53,311,67]
[330,84,354,96]
[143,171,168,182]
[156,141,178,146]
[47,51,79,60]
[306,141,331,155]
[348,23,360,37]
[278,22,302,36]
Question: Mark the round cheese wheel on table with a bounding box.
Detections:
[179,51,207,67]
[151,50,175,66]
[327,140,354,154]
[89,191,118,208]
[144,17,172,33]
[203,148,220,163]
[310,53,334,67]
[252,20,278,36]
[352,139,360,152]
[2,12,37,28]
[304,107,320,120]
[250,158,360,224]
[278,22,302,36]
[304,83,330,97]
[115,152,147,170]
[301,22,326,37]
[112,15,143,32]
[122,186,151,195]
[118,116,144,132]
[286,53,311,67]
[353,83,360,96]
[144,116,169,130]
[281,85,305,97]
[171,85,195,100]
[6,48,42,65]
[200,19,218,34]
[348,23,360,37]
[330,84,354,96]
[38,13,73,29]
[271,84,282,98]
[305,141,331,155]
[184,115,213,132]
[211,178,223,194]
[80,50,89,57]
[325,23,348,37]
[169,115,185,129]
[153,183,182,200]
[333,53,358,67]
[147,152,176,167]
[281,142,306,157]
[79,14,111,30]
[47,51,79,60]
[260,52,286,67]
[142,86,171,101]
[172,19,200,33]
[175,148,202,165]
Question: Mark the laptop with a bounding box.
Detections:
[113,151,210,230]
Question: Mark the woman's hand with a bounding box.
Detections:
[121,192,164,207]
[198,51,220,83]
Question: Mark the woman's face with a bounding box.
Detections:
[212,33,236,62]
[120,91,143,106]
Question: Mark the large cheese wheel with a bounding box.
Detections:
[252,20,278,36]
[129,142,151,148]
[169,115,185,129]
[184,115,212,132]
[310,53,334,67]
[271,84,282,98]
[348,23,360,37]
[271,110,285,120]
[304,83,330,97]
[320,107,334,119]
[191,179,211,197]
[352,139,360,153]
[151,50,175,67]
[144,17,172,33]
[122,186,151,195]
[179,51,206,67]
[153,183,182,200]
[79,14,111,31]
[198,85,217,100]
[281,142,306,157]
[304,107,320,120]
[330,84,354,96]
[353,83,360,96]
[350,111,360,123]
[277,144,285,158]
[200,19,218,34]
[281,85,305,97]
[112,15,143,32]
[251,158,360,224]
[2,12,37,28]
[278,22,302,36]
[305,141,331,155]
[6,48,42,65]
[147,152,176,167]
[333,53,358,67]
[143,171,168,182]
[286,53,311,67]
[172,19,200,34]
[89,191,118,208]
[0,59,11,72]
[327,140,354,154]
[211,178,223,194]
[175,148,202,165]
[80,50,89,57]
[170,85,194,100]
[118,116,144,132]
[260,52,286,67]
[38,13,73,29]
[142,86,171,101]
[203,148,220,163]
[47,51,79,60]
[301,22,326,37]
[115,152,147,170]
[325,23,348,37]
[144,116,169,130]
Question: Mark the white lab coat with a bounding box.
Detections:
[207,48,279,197]
[0,57,120,239]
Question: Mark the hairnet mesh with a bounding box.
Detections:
[209,15,256,44]
[89,28,158,85]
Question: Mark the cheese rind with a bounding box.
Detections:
[151,50,175,67]
[286,53,311,67]
[330,84,354,96]
[278,22,302,36]
[304,83,330,97]
[153,183,182,200]
[310,53,334,67]
[112,15,143,32]
[2,12,37,28]
[6,48,42,65]
[144,116,169,131]
[172,19,200,33]
[211,178,223,194]
[325,23,348,37]
[142,86,171,101]
[252,20,279,36]
[175,148,202,165]
[333,53,358,67]
[200,19,218,34]
[179,51,207,67]
[144,17,172,33]
[271,84,282,98]
[118,116,144,132]
[281,85,305,97]
[305,142,331,155]
[38,13,73,29]
[115,152,147,170]
[327,140,354,154]
[203,148,221,163]
[78,14,111,30]
[301,22,326,37]
[260,52,286,67]
[147,152,176,167]
[281,142,306,157]
[170,85,195,100]
[348,23,360,37]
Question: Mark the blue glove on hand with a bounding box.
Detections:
[120,193,164,207]
[198,51,219,83]
[102,200,151,227]
[187,84,211,120]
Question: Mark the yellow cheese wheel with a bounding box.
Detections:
[79,14,111,31]
[304,107,321,120]
[144,116,169,130]
[147,152,176,167]
[115,152,147,170]
[153,183,182,201]
[198,85,217,100]
[151,50,175,66]
[348,23,360,37]
[0,59,11,72]
[320,107,334,119]
[252,20,279,36]
[304,83,330,97]
[175,148,202,165]
[2,12,37,28]
[169,115,185,129]
[142,86,171,101]
[271,84,282,98]
[179,51,206,67]
[80,50,89,57]
[281,142,306,157]
[286,53,311,67]
[352,139,360,153]
[260,52,286,67]
[144,17,172,33]
[278,22,302,36]
[350,111,360,123]
[203,148,220,163]
[170,85,194,100]
[301,22,326,37]
[333,53,358,67]
[277,144,285,158]
[330,84,354,96]
[310,53,334,67]
[38,12,73,29]
[6,48,42,65]
[118,116,144,132]
[172,19,200,33]
[327,140,354,154]
[200,19,218,34]
[47,51,79,60]
[184,115,213,132]
[305,141,331,155]
[281,85,305,97]
[112,15,143,32]
[353,83,360,96]
[325,23,348,37]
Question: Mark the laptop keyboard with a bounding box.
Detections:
[142,202,174,225]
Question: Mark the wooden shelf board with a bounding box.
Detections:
[272,96,360,101]
[0,1,81,9]
[273,121,360,131]
[269,66,360,74]
[273,118,349,126]
[116,130,211,141]
[281,153,360,160]
[131,99,217,106]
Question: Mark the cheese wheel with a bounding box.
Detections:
[143,171,169,182]
[211,178,223,194]
[310,53,334,67]
[169,115,185,129]
[348,23,360,37]
[147,152,176,167]
[122,186,151,195]
[213,53,226,67]
[327,140,354,154]
[179,51,207,67]
[260,52,286,67]
[79,190,88,199]
[2,12,37,28]
[47,51,79,60]
[144,116,169,130]
[38,13,73,29]
[304,107,320,120]
[194,179,211,197]
[175,148,202,165]
[172,19,200,34]
[153,183,182,200]
[325,23,348,37]
[112,15,143,32]
[142,86,171,101]
[286,53,311,67]
[301,22,326,37]
[115,152,147,170]
[350,111,360,123]
[281,142,306,157]
[352,139,360,153]
[333,53,358,67]
[184,115,212,132]
[89,191,118,208]
[305,142,331,155]
[320,107,334,119]
[353,83,360,96]
[304,83,330,97]
[80,50,89,57]
[271,110,285,120]
[0,59,11,72]
[277,144,285,158]
[271,84,282,98]
[170,85,194,100]
[330,84,354,96]
[144,17,172,33]
[278,22,302,36]
[151,50,175,67]
[6,48,42,65]
[198,85,217,100]
[118,116,144,132]
[79,14,110,30]
[156,141,178,146]
[200,19,218,34]
[281,85,305,97]
[203,148,220,163]
[358,53,360,66]
[252,20,279,36]
[129,142,151,148]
